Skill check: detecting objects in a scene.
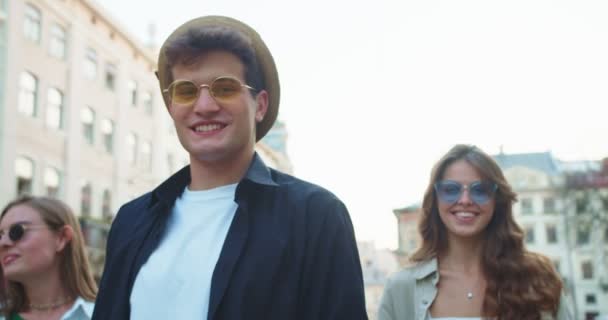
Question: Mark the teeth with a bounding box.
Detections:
[195,124,222,132]
[454,212,475,218]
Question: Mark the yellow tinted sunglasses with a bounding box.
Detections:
[163,76,255,106]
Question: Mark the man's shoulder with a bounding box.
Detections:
[118,191,154,213]
[112,191,155,226]
[270,168,339,201]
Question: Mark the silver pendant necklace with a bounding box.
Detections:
[467,291,473,300]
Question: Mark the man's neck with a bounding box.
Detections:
[188,150,254,190]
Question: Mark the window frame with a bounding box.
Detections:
[81,106,96,145]
[126,132,138,165]
[44,167,61,197]
[18,71,38,116]
[46,87,64,129]
[15,156,35,196]
[49,23,67,59]
[23,4,41,43]
[520,198,534,215]
[84,47,98,80]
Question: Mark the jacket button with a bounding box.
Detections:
[422,300,428,305]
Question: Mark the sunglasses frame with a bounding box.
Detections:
[0,223,48,242]
[163,76,255,106]
[434,180,498,205]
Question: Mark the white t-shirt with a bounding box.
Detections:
[429,316,483,320]
[428,313,483,320]
[130,184,238,319]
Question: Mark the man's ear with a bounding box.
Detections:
[55,225,74,253]
[255,90,269,123]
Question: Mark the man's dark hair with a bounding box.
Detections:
[163,26,264,94]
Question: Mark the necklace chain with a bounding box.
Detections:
[28,297,73,311]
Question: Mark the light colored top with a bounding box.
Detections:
[130,184,238,319]
[0,296,94,320]
[430,317,482,320]
[378,258,574,320]
[61,297,94,320]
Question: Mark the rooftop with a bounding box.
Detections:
[493,151,561,176]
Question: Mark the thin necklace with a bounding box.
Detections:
[28,296,73,311]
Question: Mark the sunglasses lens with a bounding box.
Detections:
[470,182,496,204]
[8,224,25,242]
[171,81,199,105]
[435,181,462,204]
[211,78,242,99]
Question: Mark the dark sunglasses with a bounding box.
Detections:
[434,180,498,205]
[0,223,47,242]
[163,76,255,106]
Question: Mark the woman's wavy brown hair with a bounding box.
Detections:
[410,144,563,319]
[0,196,97,316]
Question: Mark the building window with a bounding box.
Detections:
[49,24,66,59]
[576,196,587,214]
[128,80,138,106]
[105,63,116,90]
[46,88,63,129]
[81,107,95,145]
[553,259,561,273]
[546,225,558,244]
[543,197,556,214]
[44,167,61,197]
[18,71,38,116]
[142,140,152,169]
[23,4,41,43]
[525,225,535,244]
[127,132,138,165]
[585,312,599,320]
[142,91,153,114]
[84,47,97,80]
[581,261,593,279]
[408,239,417,251]
[80,181,92,217]
[577,228,590,245]
[15,157,34,196]
[520,198,533,215]
[102,189,112,219]
[585,293,596,304]
[101,119,114,154]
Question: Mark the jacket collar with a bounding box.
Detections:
[412,257,438,281]
[63,296,95,319]
[152,153,277,207]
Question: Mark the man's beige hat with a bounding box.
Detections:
[156,16,280,141]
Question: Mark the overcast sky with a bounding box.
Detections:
[99,0,608,249]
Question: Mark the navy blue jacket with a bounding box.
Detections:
[92,154,368,320]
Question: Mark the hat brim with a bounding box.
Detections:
[156,16,280,141]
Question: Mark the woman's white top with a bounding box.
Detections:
[429,316,482,320]
[0,297,94,320]
[61,297,94,320]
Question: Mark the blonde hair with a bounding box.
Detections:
[0,196,97,315]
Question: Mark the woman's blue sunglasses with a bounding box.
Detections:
[434,180,497,205]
